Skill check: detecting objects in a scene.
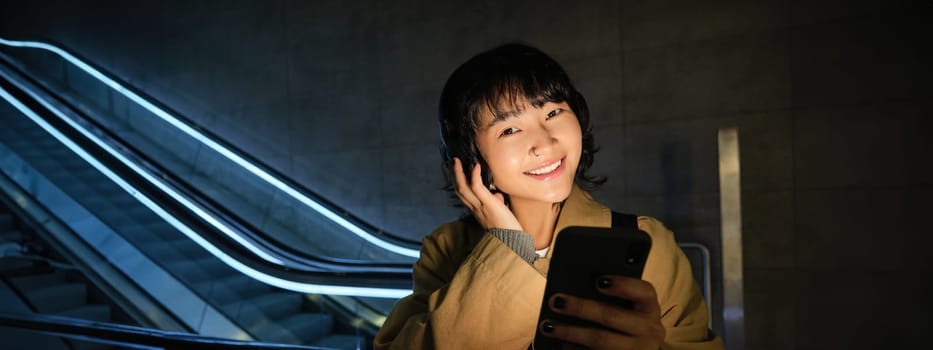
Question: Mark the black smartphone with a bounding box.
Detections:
[533,225,652,349]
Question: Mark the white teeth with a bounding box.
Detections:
[527,159,561,175]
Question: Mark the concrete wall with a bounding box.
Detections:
[1,0,930,348]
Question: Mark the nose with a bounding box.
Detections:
[528,123,556,158]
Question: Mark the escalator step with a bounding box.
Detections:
[281,312,334,345]
[253,313,340,346]
[224,274,272,297]
[222,291,303,331]
[250,318,301,345]
[313,334,364,350]
[245,292,303,321]
[191,281,239,305]
[193,274,268,305]
[221,300,273,333]
[165,256,236,284]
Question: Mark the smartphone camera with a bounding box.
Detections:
[624,241,648,265]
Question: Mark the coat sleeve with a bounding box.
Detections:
[374,228,546,350]
[639,217,725,350]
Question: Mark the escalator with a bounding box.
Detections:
[0,101,360,347]
[0,38,422,264]
[0,38,418,349]
[0,194,141,350]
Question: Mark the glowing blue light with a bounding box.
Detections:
[0,85,411,299]
[0,69,284,266]
[0,37,420,258]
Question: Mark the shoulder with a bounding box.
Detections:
[423,218,482,249]
[635,215,676,246]
[634,215,683,278]
[635,215,695,299]
[419,218,486,265]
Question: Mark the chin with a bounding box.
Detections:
[501,179,575,205]
[548,191,573,203]
[534,186,574,204]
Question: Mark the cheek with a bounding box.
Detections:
[563,125,585,171]
[482,147,522,177]
[562,124,584,153]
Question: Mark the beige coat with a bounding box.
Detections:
[375,186,724,349]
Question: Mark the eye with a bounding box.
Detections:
[499,127,519,137]
[546,108,564,119]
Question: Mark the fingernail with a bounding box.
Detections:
[597,277,612,289]
[552,296,566,309]
[542,321,555,333]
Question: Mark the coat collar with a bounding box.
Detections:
[552,185,612,246]
[530,185,612,272]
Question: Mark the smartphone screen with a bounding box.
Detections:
[533,225,652,349]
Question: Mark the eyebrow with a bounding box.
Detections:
[485,109,521,129]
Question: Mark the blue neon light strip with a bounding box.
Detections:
[0,84,410,299]
[0,37,420,258]
[0,68,284,266]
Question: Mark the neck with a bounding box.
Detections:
[510,198,563,250]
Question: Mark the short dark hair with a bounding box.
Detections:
[438,43,605,203]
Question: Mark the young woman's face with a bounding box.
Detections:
[474,99,583,206]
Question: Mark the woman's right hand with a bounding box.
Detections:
[452,157,524,232]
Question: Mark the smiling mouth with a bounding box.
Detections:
[524,158,563,175]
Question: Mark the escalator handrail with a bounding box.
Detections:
[0,48,412,271]
[0,312,332,350]
[0,61,413,298]
[0,36,424,255]
[0,36,420,265]
[0,50,414,272]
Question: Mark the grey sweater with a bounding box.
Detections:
[488,228,538,264]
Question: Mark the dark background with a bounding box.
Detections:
[1,0,930,348]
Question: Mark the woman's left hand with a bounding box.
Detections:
[539,275,665,349]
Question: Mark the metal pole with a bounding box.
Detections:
[718,127,744,349]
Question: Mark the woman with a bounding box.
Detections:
[374,43,723,350]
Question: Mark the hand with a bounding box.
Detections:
[451,157,523,232]
[539,275,665,349]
